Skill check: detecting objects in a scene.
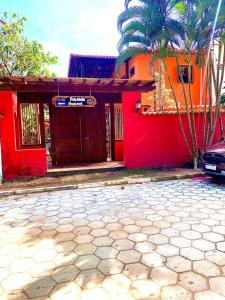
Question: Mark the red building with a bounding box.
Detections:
[0,55,222,180]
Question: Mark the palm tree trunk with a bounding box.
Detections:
[174,53,197,167]
[202,62,210,151]
[187,56,198,152]
[209,42,225,144]
[162,57,192,156]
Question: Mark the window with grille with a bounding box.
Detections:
[20,103,41,145]
[114,104,123,140]
[129,66,135,78]
[178,65,193,83]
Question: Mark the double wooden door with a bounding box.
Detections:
[50,105,106,164]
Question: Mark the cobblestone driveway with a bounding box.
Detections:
[0,179,225,300]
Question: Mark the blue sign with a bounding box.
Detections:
[53,96,96,107]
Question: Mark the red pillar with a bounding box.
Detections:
[0,92,47,180]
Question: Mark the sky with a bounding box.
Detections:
[1,0,125,76]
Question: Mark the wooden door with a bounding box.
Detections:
[50,104,107,164]
[50,107,83,164]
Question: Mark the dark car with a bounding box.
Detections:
[202,141,225,179]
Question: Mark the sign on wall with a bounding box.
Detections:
[52,96,97,107]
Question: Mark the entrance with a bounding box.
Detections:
[17,93,124,169]
[50,105,107,165]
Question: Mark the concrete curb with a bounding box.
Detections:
[0,172,204,197]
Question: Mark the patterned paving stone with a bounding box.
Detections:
[135,241,155,253]
[2,272,32,291]
[25,277,56,298]
[217,242,225,252]
[141,252,165,268]
[141,226,160,235]
[88,221,105,229]
[75,254,100,270]
[9,258,35,273]
[210,277,225,297]
[193,260,220,277]
[203,232,224,243]
[75,269,105,289]
[31,261,56,278]
[135,219,152,227]
[195,290,225,300]
[1,179,225,299]
[128,233,147,242]
[2,290,29,300]
[161,285,192,300]
[130,279,161,300]
[118,250,141,264]
[73,226,91,235]
[80,287,110,300]
[148,234,168,245]
[112,239,134,251]
[123,263,149,280]
[102,274,131,295]
[50,282,81,300]
[54,251,78,266]
[52,265,80,283]
[192,224,210,233]
[170,236,191,248]
[90,228,109,237]
[206,251,225,265]
[157,244,179,257]
[151,267,177,286]
[109,230,128,239]
[74,234,94,244]
[180,247,204,261]
[166,255,192,272]
[161,228,180,237]
[179,271,207,292]
[123,225,140,233]
[193,239,215,251]
[105,223,122,231]
[181,230,201,240]
[98,258,124,275]
[95,247,118,259]
[74,243,97,255]
[93,236,113,247]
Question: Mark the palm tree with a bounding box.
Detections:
[116,0,225,168]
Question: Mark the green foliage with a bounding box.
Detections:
[117,0,225,67]
[0,12,58,76]
[221,93,225,105]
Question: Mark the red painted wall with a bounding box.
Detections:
[122,91,223,169]
[115,141,124,161]
[0,92,47,180]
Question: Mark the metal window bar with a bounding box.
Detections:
[20,103,41,145]
[105,103,112,161]
[114,103,123,140]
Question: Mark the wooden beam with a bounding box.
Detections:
[0,82,155,93]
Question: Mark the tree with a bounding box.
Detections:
[117,0,225,168]
[221,93,225,105]
[0,13,58,76]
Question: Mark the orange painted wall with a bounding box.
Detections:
[114,53,205,108]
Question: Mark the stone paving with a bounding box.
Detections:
[0,179,225,299]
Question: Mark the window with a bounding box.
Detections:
[114,104,123,140]
[178,65,193,83]
[20,103,41,145]
[129,66,135,78]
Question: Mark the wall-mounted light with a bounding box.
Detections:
[135,100,141,113]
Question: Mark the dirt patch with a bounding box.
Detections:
[0,168,203,191]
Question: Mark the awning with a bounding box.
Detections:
[0,76,155,93]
